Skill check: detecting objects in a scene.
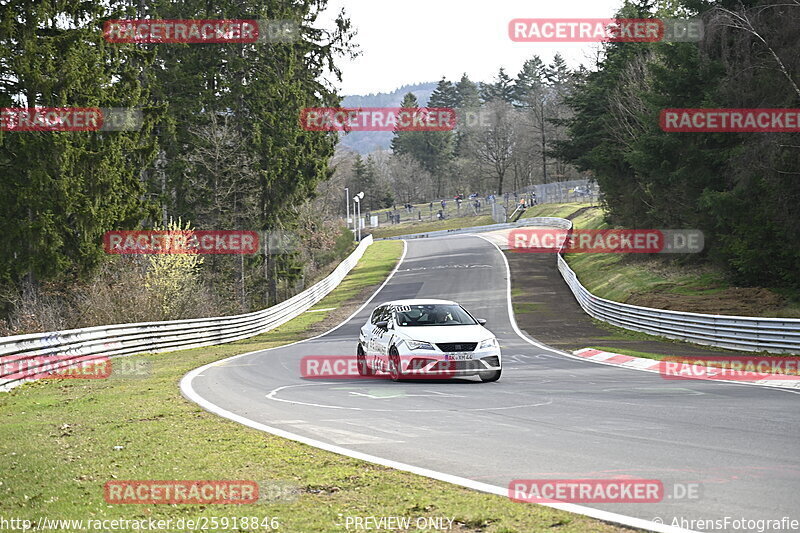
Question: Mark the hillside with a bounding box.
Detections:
[338,81,437,154]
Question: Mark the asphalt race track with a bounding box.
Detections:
[185,235,800,532]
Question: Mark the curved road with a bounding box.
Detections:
[185,235,800,532]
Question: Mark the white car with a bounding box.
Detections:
[357,299,502,382]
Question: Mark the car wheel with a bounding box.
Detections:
[388,347,404,382]
[357,344,373,376]
[479,369,501,382]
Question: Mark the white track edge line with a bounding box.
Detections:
[181,237,697,533]
[470,234,800,396]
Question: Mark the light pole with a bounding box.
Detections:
[353,191,364,241]
[345,187,350,227]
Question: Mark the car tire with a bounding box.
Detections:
[357,344,373,376]
[479,369,501,382]
[388,347,404,382]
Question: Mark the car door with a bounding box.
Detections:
[363,306,383,359]
[373,306,394,369]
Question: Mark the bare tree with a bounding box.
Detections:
[389,154,431,203]
[709,3,800,100]
[467,100,518,193]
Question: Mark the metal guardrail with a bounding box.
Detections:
[386,217,800,354]
[548,221,800,354]
[4,213,797,392]
[0,235,374,390]
[558,254,800,354]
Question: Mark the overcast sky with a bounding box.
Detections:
[320,0,625,96]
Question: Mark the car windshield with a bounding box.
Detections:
[393,304,477,326]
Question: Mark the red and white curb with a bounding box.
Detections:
[573,348,800,390]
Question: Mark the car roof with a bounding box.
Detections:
[375,299,458,307]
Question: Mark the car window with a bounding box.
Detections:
[379,306,393,323]
[370,306,385,324]
[394,304,477,326]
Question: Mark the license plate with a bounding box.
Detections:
[448,353,473,361]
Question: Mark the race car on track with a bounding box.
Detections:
[357,299,502,382]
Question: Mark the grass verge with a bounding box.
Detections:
[370,215,494,239]
[563,206,800,317]
[0,239,632,533]
[586,345,798,376]
[369,201,594,240]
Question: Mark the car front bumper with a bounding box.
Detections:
[396,348,502,377]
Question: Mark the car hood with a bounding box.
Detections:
[396,324,492,344]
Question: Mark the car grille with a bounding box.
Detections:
[431,360,482,371]
[436,342,477,352]
[482,356,500,367]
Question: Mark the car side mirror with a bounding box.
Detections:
[376,320,389,329]
[477,318,487,325]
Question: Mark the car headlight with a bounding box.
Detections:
[479,337,497,350]
[406,340,435,350]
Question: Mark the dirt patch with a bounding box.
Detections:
[505,251,743,358]
[626,286,786,316]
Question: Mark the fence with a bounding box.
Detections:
[358,178,598,228]
[520,179,600,205]
[0,235,374,391]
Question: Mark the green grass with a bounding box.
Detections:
[587,346,673,361]
[512,302,543,314]
[0,239,630,533]
[589,318,744,352]
[560,206,800,317]
[369,201,596,240]
[307,241,402,312]
[565,253,673,303]
[370,215,495,239]
[523,202,594,219]
[587,346,799,376]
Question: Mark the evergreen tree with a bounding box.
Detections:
[0,0,159,286]
[390,92,421,156]
[513,56,547,106]
[391,93,453,197]
[545,53,572,94]
[556,0,800,287]
[454,74,480,109]
[481,68,516,104]
[428,77,459,109]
